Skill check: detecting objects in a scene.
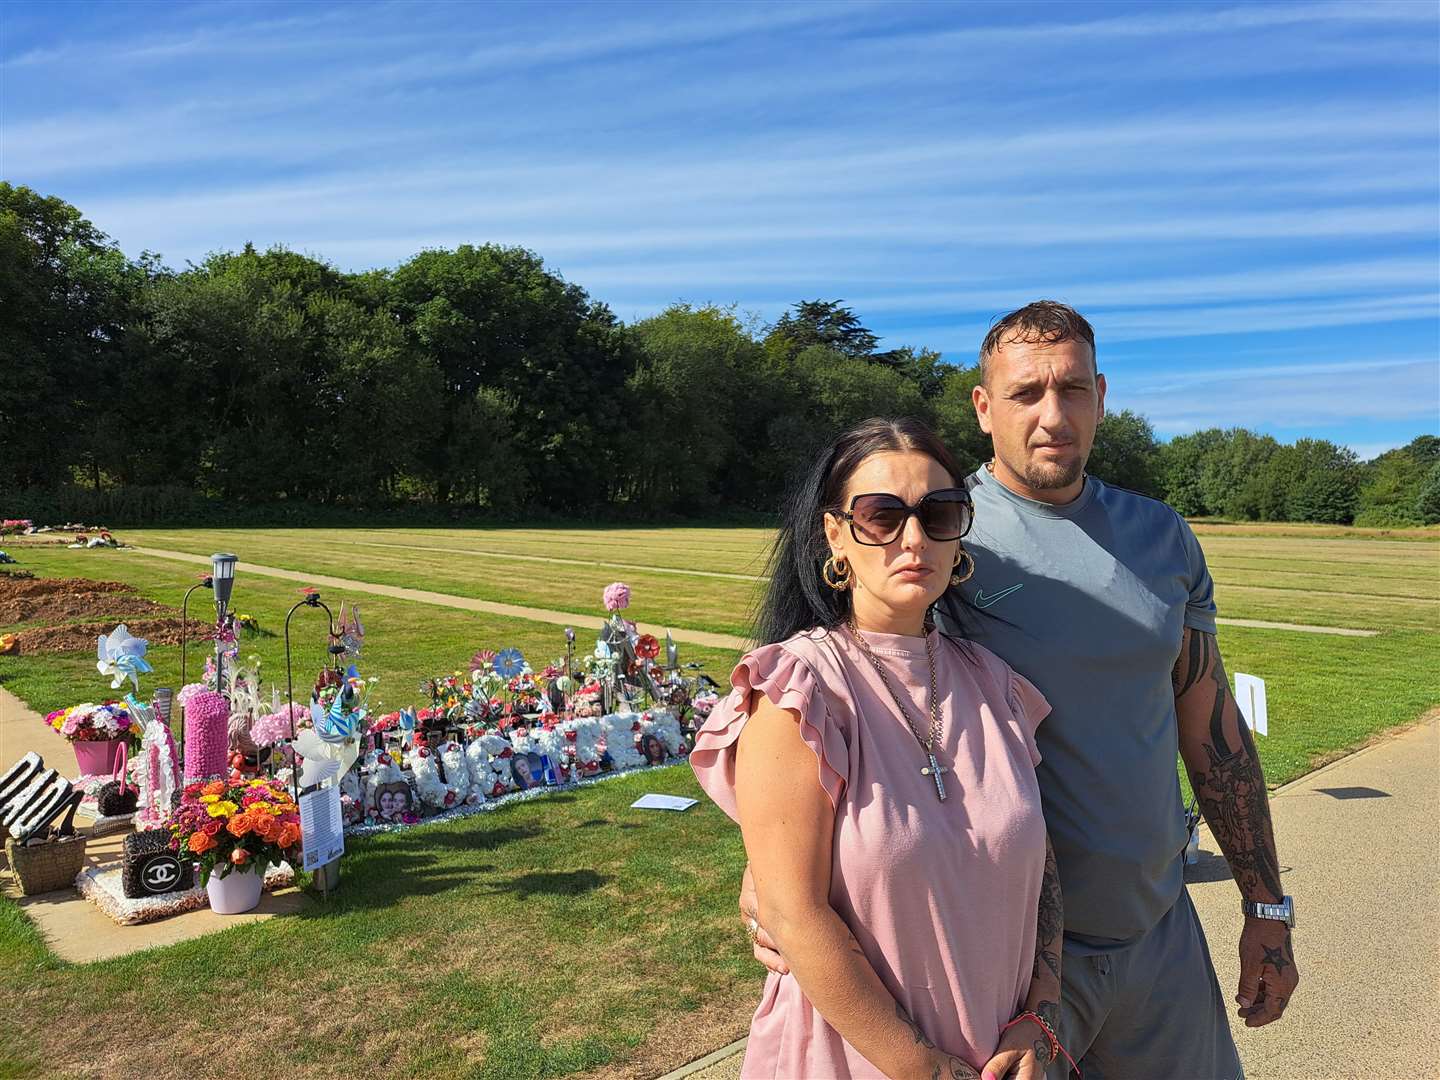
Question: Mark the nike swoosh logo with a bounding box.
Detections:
[974,583,1024,609]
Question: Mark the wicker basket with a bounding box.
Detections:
[5,834,88,895]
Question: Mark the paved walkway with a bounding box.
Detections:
[660,717,1439,1080]
[128,545,1375,641]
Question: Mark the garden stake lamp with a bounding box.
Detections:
[210,554,238,696]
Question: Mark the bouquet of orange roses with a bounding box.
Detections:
[168,776,302,884]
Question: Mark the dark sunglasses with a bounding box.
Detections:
[832,488,973,546]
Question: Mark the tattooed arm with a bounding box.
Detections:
[981,833,1062,1079]
[736,692,979,1079]
[1025,834,1063,1060]
[1173,626,1300,1028]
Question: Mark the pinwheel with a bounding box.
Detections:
[493,648,526,679]
[295,665,370,788]
[96,624,153,691]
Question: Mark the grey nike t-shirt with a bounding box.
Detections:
[934,466,1217,945]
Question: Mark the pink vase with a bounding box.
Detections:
[74,738,125,779]
[206,866,266,914]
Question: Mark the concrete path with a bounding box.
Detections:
[129,546,754,651]
[127,545,1375,641]
[659,717,1439,1080]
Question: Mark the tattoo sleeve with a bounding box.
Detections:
[1173,627,1284,904]
[1031,834,1063,988]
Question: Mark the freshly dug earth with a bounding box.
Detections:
[11,616,189,655]
[0,575,170,626]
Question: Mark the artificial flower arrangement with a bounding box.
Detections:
[47,702,142,745]
[407,739,478,810]
[464,731,516,797]
[168,776,302,884]
[0,518,33,536]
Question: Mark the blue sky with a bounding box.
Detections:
[3,0,1437,458]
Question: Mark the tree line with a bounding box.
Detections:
[3,183,1435,527]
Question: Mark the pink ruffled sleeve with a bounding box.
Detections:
[690,642,848,821]
[1006,669,1051,767]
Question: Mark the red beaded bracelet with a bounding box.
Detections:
[1001,1011,1081,1077]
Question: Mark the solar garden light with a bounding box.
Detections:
[211,553,238,695]
[211,553,238,611]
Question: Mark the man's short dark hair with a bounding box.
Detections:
[979,301,1096,384]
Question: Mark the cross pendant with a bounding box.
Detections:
[920,752,948,802]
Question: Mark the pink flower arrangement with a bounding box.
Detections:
[249,704,307,748]
[602,582,631,612]
[47,702,140,744]
[0,519,32,536]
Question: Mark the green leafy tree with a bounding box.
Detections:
[1285,439,1361,524]
[387,245,632,508]
[931,365,989,475]
[1158,429,1226,516]
[625,304,755,513]
[764,300,888,364]
[0,184,150,489]
[1356,436,1440,526]
[1088,410,1162,496]
[1416,461,1440,524]
[1200,428,1280,520]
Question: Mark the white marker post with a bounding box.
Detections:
[1233,673,1268,736]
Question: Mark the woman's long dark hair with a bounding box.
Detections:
[753,417,967,646]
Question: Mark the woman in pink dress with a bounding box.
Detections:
[691,418,1066,1079]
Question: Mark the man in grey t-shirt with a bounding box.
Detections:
[743,302,1299,1078]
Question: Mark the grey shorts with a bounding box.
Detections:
[1046,887,1243,1080]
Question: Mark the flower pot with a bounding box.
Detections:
[206,865,266,914]
[73,738,125,778]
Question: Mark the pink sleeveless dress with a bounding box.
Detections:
[691,626,1050,1078]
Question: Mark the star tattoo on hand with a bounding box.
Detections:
[1261,944,1291,975]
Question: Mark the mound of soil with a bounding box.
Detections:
[0,575,176,629]
[12,617,190,656]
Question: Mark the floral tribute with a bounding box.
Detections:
[168,776,302,884]
[47,702,141,745]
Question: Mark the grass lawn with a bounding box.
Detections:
[117,524,1439,635]
[0,527,1436,1079]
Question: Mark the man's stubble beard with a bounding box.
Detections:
[1021,455,1085,491]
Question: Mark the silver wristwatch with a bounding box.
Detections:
[1242,895,1296,928]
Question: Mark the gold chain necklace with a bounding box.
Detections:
[845,617,949,801]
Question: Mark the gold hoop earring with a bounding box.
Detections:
[950,546,975,586]
[823,555,853,591]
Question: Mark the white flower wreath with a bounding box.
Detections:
[407,740,468,810]
[600,711,645,769]
[556,716,604,776]
[465,732,515,798]
[441,740,482,806]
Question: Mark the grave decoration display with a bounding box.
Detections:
[292,664,374,789]
[122,827,194,898]
[182,690,230,781]
[96,623,152,692]
[167,775,302,891]
[46,701,142,779]
[132,695,181,829]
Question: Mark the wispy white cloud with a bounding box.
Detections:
[1113,357,1439,436]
